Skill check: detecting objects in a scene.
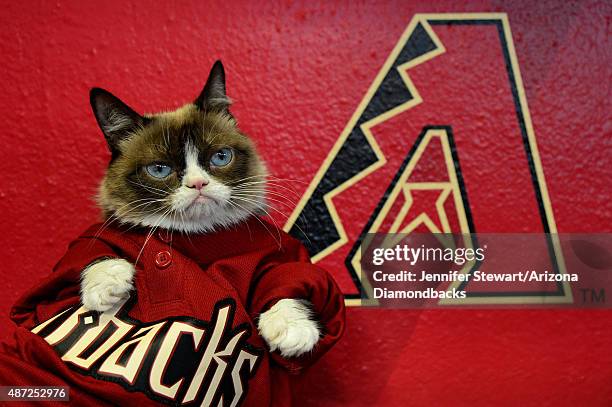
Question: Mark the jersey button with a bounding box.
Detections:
[155,250,172,269]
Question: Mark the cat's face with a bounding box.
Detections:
[91,61,267,233]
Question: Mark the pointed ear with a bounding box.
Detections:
[195,60,231,112]
[90,88,146,153]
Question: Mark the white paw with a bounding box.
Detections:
[81,258,135,312]
[257,299,320,358]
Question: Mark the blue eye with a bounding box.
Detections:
[145,163,173,179]
[210,148,233,167]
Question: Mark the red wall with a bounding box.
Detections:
[1,1,610,405]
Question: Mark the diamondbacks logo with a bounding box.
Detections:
[284,13,570,306]
[31,297,262,406]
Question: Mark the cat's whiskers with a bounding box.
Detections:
[127,185,166,198]
[115,198,173,235]
[92,198,166,242]
[129,178,169,197]
[225,174,267,185]
[230,192,312,247]
[232,188,299,214]
[228,194,283,234]
[225,199,282,250]
[135,206,174,265]
[230,196,286,227]
[118,199,169,227]
[227,174,307,185]
[170,209,178,244]
[232,192,292,210]
[232,187,297,207]
[233,181,302,198]
[176,208,194,246]
[181,209,198,246]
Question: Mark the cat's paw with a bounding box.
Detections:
[81,259,135,312]
[257,299,320,358]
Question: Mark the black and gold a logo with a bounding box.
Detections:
[284,13,570,306]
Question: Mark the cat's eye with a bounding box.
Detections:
[210,148,233,167]
[145,163,173,179]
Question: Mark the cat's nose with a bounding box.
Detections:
[186,178,209,190]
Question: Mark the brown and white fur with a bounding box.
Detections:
[80,61,319,358]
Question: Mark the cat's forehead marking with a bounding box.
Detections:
[183,141,209,183]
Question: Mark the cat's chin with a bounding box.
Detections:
[191,195,214,205]
[183,198,222,218]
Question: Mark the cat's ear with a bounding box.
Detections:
[90,88,146,153]
[194,60,231,113]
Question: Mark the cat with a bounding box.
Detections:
[82,61,320,358]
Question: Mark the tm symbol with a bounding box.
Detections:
[579,288,605,304]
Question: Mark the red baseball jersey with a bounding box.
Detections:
[0,218,345,406]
